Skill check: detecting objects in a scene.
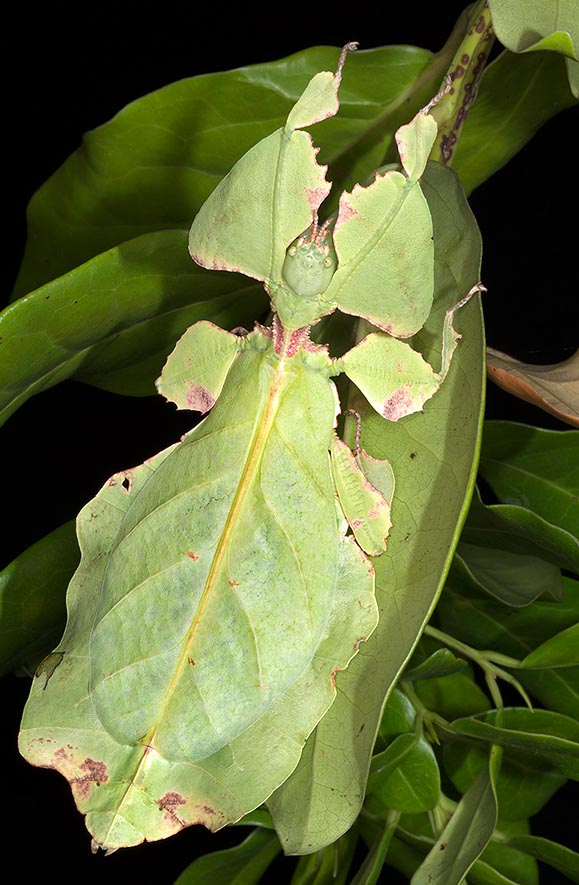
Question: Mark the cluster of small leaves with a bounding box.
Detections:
[1,1,578,882]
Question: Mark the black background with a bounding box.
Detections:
[2,2,578,882]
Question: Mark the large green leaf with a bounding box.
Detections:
[479,421,579,541]
[462,488,579,570]
[448,708,579,779]
[459,488,579,599]
[505,834,579,883]
[480,819,539,885]
[0,230,266,424]
[453,48,576,194]
[13,46,439,298]
[521,623,579,669]
[174,828,281,885]
[0,521,78,675]
[488,0,579,96]
[443,709,577,818]
[19,328,378,851]
[268,162,485,853]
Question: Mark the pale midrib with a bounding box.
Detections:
[100,355,287,842]
[149,357,286,748]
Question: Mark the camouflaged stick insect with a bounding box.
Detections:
[19,46,479,853]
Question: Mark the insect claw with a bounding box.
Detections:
[344,408,362,454]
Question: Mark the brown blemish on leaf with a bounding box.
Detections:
[159,791,186,809]
[335,196,359,231]
[70,758,108,800]
[306,185,330,214]
[187,551,200,562]
[382,385,415,421]
[188,658,196,666]
[185,384,215,415]
[228,579,240,587]
[158,791,188,828]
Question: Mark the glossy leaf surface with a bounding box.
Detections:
[488,0,579,96]
[505,834,579,883]
[411,749,500,885]
[0,521,78,675]
[174,827,281,885]
[454,49,576,194]
[479,421,579,540]
[0,231,266,424]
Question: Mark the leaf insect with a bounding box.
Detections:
[19,45,481,852]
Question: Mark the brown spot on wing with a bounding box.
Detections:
[185,384,215,414]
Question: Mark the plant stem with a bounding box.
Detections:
[430,0,495,166]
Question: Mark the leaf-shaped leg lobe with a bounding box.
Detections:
[21,330,378,849]
[156,319,240,412]
[338,286,482,422]
[330,435,394,556]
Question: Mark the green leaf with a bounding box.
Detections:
[403,648,468,682]
[479,421,579,541]
[456,487,579,606]
[174,828,281,885]
[20,330,378,850]
[0,231,266,424]
[368,733,418,789]
[349,815,400,885]
[456,546,562,607]
[443,710,569,820]
[488,0,579,96]
[481,819,539,885]
[415,668,491,721]
[439,571,579,720]
[448,707,579,780]
[454,49,576,194]
[378,688,416,740]
[463,486,579,574]
[0,521,78,675]
[14,45,437,298]
[505,834,579,883]
[290,830,357,885]
[268,162,485,853]
[411,748,500,885]
[466,860,527,885]
[366,736,441,815]
[522,623,579,669]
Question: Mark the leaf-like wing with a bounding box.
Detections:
[188,64,346,286]
[20,331,377,850]
[324,112,436,335]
